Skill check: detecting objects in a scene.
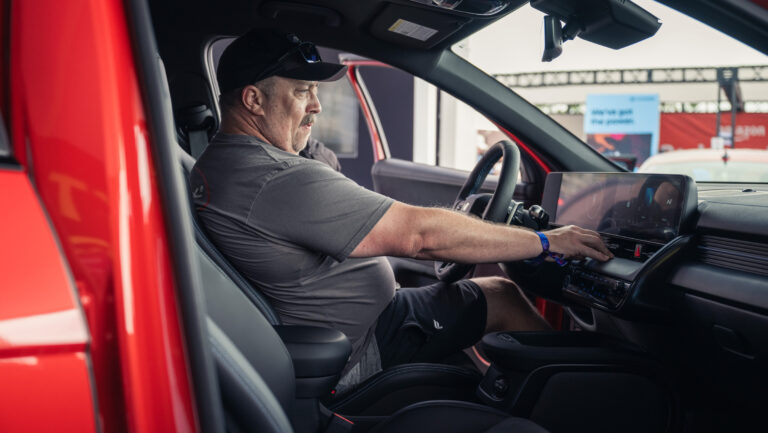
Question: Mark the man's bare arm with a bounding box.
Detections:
[350,201,613,262]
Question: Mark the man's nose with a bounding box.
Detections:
[308,92,321,114]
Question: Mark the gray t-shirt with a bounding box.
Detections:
[191,134,396,372]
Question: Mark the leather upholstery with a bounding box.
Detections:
[198,242,295,413]
[327,363,481,416]
[369,400,545,433]
[208,319,294,433]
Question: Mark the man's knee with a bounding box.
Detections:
[471,276,522,298]
[469,276,549,332]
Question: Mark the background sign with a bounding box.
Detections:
[584,94,660,166]
[659,113,768,152]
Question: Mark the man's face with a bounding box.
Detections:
[258,77,321,153]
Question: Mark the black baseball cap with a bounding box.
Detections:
[217,29,347,93]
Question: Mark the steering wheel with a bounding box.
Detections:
[435,140,521,283]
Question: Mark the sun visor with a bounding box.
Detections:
[370,4,469,49]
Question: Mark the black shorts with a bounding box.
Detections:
[374,279,487,369]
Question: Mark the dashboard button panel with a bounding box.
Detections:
[563,267,632,310]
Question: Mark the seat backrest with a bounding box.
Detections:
[180,149,282,325]
[179,149,296,428]
[208,319,294,433]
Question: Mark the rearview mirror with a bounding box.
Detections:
[541,15,563,62]
[533,0,661,62]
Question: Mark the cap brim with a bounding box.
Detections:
[278,62,348,82]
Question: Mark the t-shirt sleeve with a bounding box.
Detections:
[247,161,394,261]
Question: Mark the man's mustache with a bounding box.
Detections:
[301,115,317,126]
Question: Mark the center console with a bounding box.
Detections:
[274,325,352,433]
[476,331,675,433]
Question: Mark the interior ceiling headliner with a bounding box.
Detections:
[150,0,523,64]
[150,0,768,72]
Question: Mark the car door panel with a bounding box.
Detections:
[372,157,528,207]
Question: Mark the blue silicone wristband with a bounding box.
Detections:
[535,231,568,267]
[535,231,550,253]
[524,232,550,266]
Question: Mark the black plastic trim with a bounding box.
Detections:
[0,110,11,160]
[0,161,21,171]
[507,364,674,423]
[659,0,768,56]
[124,0,225,432]
[696,200,768,240]
[671,261,768,314]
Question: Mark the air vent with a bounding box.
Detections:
[698,235,768,277]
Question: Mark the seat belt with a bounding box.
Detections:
[176,103,215,158]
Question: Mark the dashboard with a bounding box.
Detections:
[540,172,698,316]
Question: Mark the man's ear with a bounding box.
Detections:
[241,85,266,116]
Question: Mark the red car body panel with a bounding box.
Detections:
[5,0,200,431]
[0,170,96,433]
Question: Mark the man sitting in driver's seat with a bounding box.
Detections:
[190,29,613,390]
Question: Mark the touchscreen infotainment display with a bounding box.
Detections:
[545,173,689,243]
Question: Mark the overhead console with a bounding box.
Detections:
[369,1,528,49]
[541,172,698,318]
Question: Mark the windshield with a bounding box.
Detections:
[453,0,768,183]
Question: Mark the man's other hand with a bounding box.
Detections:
[545,225,614,262]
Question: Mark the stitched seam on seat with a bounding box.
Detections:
[211,338,288,432]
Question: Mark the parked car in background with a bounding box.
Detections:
[639,148,768,182]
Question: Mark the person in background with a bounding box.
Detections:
[300,136,341,171]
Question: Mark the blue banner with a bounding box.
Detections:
[584,94,660,166]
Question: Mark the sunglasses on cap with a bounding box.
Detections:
[251,39,322,83]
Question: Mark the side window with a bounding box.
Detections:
[357,65,525,179]
[312,48,360,159]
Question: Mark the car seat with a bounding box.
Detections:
[179,148,485,417]
[179,146,550,432]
